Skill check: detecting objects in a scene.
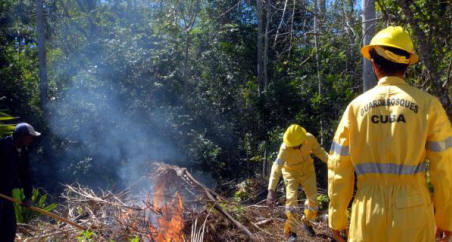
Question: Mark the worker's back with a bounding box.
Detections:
[348,76,436,179]
[331,75,452,242]
[328,25,452,242]
[278,133,328,170]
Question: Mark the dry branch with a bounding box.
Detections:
[16,162,332,241]
[0,193,86,231]
[155,163,256,240]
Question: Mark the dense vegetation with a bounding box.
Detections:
[0,0,450,195]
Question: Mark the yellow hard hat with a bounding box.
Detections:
[361,26,418,65]
[283,124,307,147]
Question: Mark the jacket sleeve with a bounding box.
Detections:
[426,98,452,231]
[19,150,32,200]
[311,136,329,163]
[328,105,355,231]
[268,145,285,191]
[0,142,8,195]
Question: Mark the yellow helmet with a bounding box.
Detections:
[283,124,307,147]
[361,26,418,65]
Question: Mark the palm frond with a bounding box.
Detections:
[0,112,16,136]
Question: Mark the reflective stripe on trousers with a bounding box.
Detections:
[285,205,318,213]
[304,206,319,212]
[285,206,299,213]
[354,162,426,175]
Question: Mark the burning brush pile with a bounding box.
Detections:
[17,163,333,241]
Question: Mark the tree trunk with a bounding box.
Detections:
[314,0,323,144]
[184,33,190,80]
[344,0,357,82]
[288,0,296,58]
[263,0,271,92]
[318,0,326,17]
[362,0,376,91]
[37,0,47,109]
[263,144,268,177]
[256,0,264,95]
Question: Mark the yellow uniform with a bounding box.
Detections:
[328,76,452,241]
[269,133,328,234]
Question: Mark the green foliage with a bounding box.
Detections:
[12,188,57,223]
[234,190,250,202]
[220,201,245,217]
[77,230,94,242]
[377,0,451,112]
[0,111,15,137]
[129,236,140,242]
[0,0,361,192]
[0,0,358,192]
[317,194,330,210]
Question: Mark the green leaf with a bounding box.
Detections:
[43,203,57,212]
[38,194,47,207]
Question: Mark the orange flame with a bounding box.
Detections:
[150,182,185,242]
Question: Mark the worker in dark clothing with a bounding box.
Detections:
[0,123,40,242]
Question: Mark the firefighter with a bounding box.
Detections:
[328,26,452,242]
[266,124,329,241]
[0,123,40,241]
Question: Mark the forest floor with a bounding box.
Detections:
[16,163,333,242]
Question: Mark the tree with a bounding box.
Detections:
[378,0,451,116]
[362,0,376,91]
[256,0,264,95]
[264,0,271,92]
[37,0,47,109]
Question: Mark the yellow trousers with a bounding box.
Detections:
[282,168,319,234]
[349,179,435,242]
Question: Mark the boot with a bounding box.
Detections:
[287,232,297,242]
[301,221,316,236]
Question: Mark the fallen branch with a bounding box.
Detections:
[23,228,77,242]
[0,193,86,231]
[174,165,256,240]
[251,220,285,240]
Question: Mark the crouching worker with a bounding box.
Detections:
[266,124,328,241]
[0,123,41,242]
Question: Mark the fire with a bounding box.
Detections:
[117,168,186,241]
[150,181,185,242]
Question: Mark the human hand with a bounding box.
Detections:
[266,190,277,207]
[332,229,348,242]
[436,228,451,242]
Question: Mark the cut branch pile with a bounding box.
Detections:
[17,163,333,241]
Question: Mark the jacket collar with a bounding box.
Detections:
[377,76,407,86]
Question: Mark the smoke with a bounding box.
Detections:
[44,1,190,191]
[48,66,185,191]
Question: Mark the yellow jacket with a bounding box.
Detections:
[268,133,328,191]
[328,76,452,239]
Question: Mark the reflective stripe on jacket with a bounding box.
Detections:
[328,76,452,238]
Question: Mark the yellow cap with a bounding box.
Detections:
[283,124,307,147]
[361,26,418,65]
